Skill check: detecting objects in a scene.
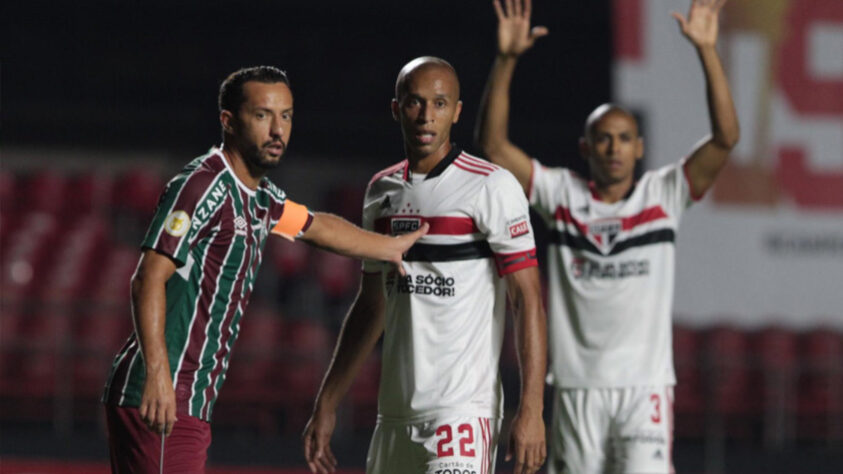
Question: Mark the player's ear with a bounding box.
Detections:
[636,136,644,160]
[452,100,463,124]
[578,136,590,160]
[220,110,235,134]
[391,98,400,122]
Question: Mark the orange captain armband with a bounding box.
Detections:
[271,200,311,241]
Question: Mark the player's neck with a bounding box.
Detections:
[591,177,634,204]
[406,141,452,174]
[221,145,264,190]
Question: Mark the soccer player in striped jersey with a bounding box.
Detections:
[303,57,548,474]
[476,1,739,473]
[102,66,428,473]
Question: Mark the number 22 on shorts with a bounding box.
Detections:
[435,424,476,457]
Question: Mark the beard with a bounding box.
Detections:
[243,140,286,170]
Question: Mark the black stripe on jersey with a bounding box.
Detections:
[549,229,675,256]
[424,144,462,180]
[404,240,493,262]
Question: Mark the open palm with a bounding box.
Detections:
[494,0,548,56]
[672,0,726,48]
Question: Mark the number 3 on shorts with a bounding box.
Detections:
[436,424,476,457]
[650,393,661,424]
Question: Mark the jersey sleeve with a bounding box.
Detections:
[140,172,221,267]
[649,158,695,219]
[360,183,385,274]
[475,170,538,276]
[528,158,565,225]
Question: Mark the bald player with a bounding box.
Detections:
[476,1,739,473]
[303,56,547,474]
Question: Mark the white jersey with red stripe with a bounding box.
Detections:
[529,158,696,388]
[363,146,538,423]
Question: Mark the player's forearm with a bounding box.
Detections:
[314,292,384,411]
[508,271,547,414]
[476,55,519,155]
[698,45,739,150]
[131,275,171,375]
[305,212,392,261]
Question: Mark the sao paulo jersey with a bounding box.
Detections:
[529,158,698,388]
[363,146,538,423]
[103,147,312,421]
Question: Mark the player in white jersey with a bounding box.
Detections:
[303,57,548,474]
[476,1,739,473]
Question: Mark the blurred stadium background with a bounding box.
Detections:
[1,0,841,472]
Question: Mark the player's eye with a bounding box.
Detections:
[435,100,446,108]
[255,112,266,119]
[281,112,292,121]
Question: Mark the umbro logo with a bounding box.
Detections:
[234,216,248,235]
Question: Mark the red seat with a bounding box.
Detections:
[39,215,108,302]
[315,251,358,300]
[797,329,843,441]
[116,169,164,218]
[1,212,59,301]
[753,327,799,446]
[66,172,114,216]
[23,171,68,215]
[282,319,333,359]
[673,324,705,437]
[268,238,311,277]
[704,326,755,438]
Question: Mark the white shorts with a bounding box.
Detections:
[366,416,501,474]
[548,386,675,474]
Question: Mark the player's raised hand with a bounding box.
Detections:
[303,409,338,473]
[506,408,546,474]
[672,0,726,48]
[493,0,548,57]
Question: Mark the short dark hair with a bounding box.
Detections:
[218,66,290,113]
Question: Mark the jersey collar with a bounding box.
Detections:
[419,143,462,181]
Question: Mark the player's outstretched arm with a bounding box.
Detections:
[132,249,179,436]
[673,0,739,198]
[475,0,548,194]
[303,274,386,474]
[301,212,428,276]
[504,266,547,474]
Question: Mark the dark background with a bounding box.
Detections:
[2,0,609,173]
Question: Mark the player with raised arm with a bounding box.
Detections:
[101,66,428,474]
[476,0,739,472]
[303,56,548,474]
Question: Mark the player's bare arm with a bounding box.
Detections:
[303,274,386,474]
[475,0,548,193]
[300,212,428,276]
[674,0,740,197]
[132,249,179,436]
[503,265,547,474]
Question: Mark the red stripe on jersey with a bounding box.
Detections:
[374,215,478,235]
[459,154,497,172]
[368,160,408,188]
[454,161,490,176]
[494,248,538,276]
[554,205,667,234]
[479,418,488,474]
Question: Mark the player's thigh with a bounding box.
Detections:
[367,417,499,474]
[610,386,674,474]
[105,404,210,474]
[547,388,612,474]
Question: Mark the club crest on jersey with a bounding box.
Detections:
[391,217,421,235]
[588,219,622,251]
[164,210,191,237]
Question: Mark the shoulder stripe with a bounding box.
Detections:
[459,153,499,171]
[369,160,408,187]
[454,160,490,176]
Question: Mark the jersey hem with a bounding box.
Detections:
[377,408,502,425]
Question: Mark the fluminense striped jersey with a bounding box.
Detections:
[103,147,312,422]
[363,146,538,423]
[528,158,698,388]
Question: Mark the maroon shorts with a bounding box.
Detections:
[104,404,211,474]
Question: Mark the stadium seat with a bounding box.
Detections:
[115,168,164,218]
[268,237,310,277]
[314,250,358,300]
[1,212,59,301]
[673,324,705,437]
[703,326,754,438]
[23,171,68,215]
[281,319,333,359]
[753,327,799,447]
[797,329,843,442]
[66,172,114,216]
